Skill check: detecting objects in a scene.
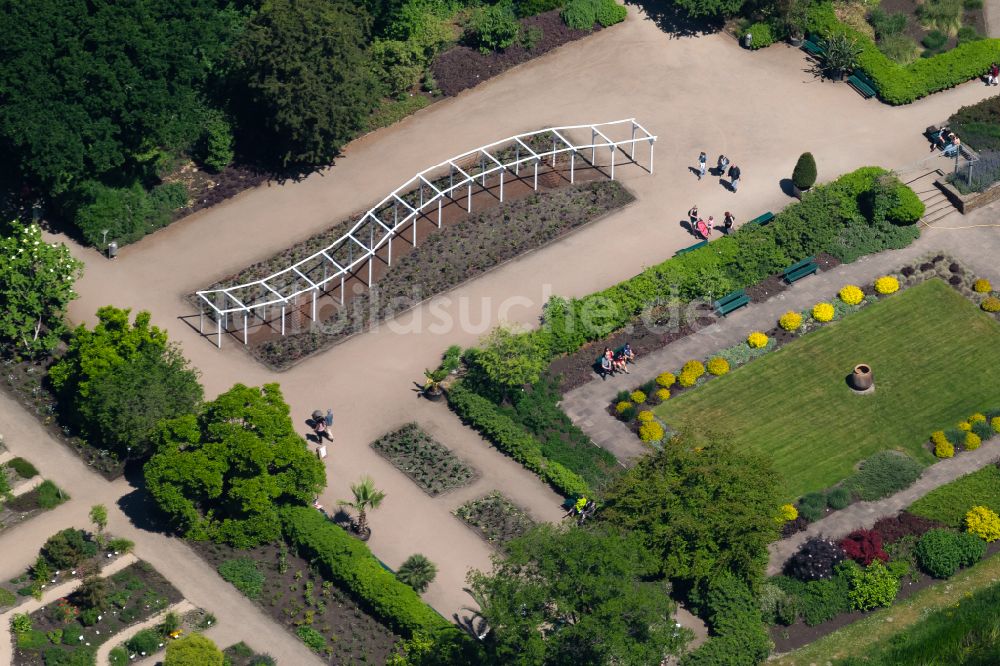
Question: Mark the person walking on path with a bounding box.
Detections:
[311,410,333,442]
[723,211,735,234]
[698,152,707,180]
[688,204,698,227]
[728,164,741,192]
[989,63,999,86]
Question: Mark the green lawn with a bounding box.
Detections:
[654,279,1000,501]
[908,466,1000,527]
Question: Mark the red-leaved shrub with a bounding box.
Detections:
[871,512,944,544]
[840,529,888,566]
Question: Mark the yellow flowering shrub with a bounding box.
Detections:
[973,278,992,293]
[630,390,647,405]
[639,421,665,442]
[615,401,633,414]
[874,276,900,295]
[965,432,982,450]
[970,413,987,424]
[656,388,670,402]
[965,506,1000,543]
[779,311,802,331]
[812,302,835,322]
[706,357,730,376]
[934,437,955,459]
[992,416,1000,433]
[682,360,705,378]
[838,285,864,306]
[747,332,768,349]
[677,370,698,388]
[656,372,676,388]
[638,410,655,423]
[958,421,972,432]
[982,296,1000,313]
[776,504,798,522]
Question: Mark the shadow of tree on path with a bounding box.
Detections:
[624,0,723,37]
[117,462,175,536]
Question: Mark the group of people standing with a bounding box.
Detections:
[697,152,742,192]
[687,205,736,240]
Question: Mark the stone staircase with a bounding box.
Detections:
[903,169,961,228]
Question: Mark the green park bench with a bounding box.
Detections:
[674,240,708,257]
[713,289,750,317]
[593,345,630,376]
[847,71,878,99]
[783,256,819,284]
[746,211,774,227]
[802,34,825,58]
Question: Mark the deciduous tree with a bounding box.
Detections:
[467,524,689,665]
[145,383,326,548]
[0,224,82,357]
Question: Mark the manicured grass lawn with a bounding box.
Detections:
[770,552,1000,665]
[654,279,1000,501]
[908,465,1000,527]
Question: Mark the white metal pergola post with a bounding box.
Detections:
[195,120,657,348]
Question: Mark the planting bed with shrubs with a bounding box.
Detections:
[193,536,401,664]
[13,561,180,666]
[0,480,69,534]
[107,607,216,665]
[455,491,535,548]
[249,180,634,369]
[767,504,1000,653]
[221,641,277,666]
[647,270,1000,501]
[370,423,477,496]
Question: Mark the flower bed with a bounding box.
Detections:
[193,532,402,664]
[248,179,634,370]
[455,491,535,548]
[13,561,181,666]
[370,423,477,496]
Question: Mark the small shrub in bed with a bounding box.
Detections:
[915,528,986,578]
[846,560,899,611]
[826,486,852,510]
[871,511,942,543]
[395,554,438,593]
[126,628,162,656]
[785,537,846,581]
[840,529,889,566]
[7,457,38,479]
[800,571,853,625]
[217,558,266,600]
[797,492,827,522]
[845,451,923,501]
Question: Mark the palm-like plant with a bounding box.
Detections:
[396,554,438,593]
[822,33,862,79]
[337,476,386,535]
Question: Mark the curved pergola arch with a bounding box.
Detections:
[197,118,656,347]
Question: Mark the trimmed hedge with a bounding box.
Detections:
[447,383,590,498]
[807,2,1000,104]
[280,506,455,637]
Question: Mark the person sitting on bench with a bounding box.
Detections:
[613,350,629,374]
[622,343,635,364]
[943,134,961,157]
[600,351,613,378]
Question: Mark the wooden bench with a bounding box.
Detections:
[783,256,819,284]
[674,240,708,256]
[847,71,877,99]
[746,211,774,227]
[713,289,749,317]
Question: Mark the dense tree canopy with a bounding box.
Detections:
[0,224,83,356]
[600,430,780,584]
[467,524,689,665]
[145,383,326,548]
[49,306,201,458]
[233,0,378,167]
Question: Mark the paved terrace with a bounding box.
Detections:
[40,7,1000,622]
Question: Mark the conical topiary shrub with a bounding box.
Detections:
[395,554,438,593]
[793,152,817,191]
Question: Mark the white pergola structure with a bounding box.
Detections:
[196,119,656,348]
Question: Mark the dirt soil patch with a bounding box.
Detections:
[164,161,268,222]
[193,539,400,664]
[433,11,600,97]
